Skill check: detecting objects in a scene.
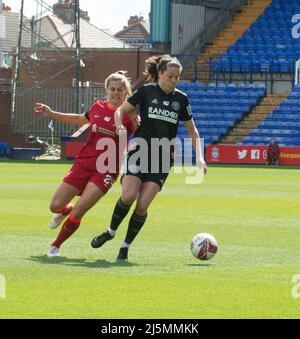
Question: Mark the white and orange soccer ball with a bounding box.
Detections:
[191,233,218,261]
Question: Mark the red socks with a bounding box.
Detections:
[57,203,73,216]
[52,213,81,248]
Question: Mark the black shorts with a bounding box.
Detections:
[123,148,173,190]
[121,171,170,190]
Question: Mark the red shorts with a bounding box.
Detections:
[63,159,118,194]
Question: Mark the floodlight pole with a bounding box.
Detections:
[11,0,25,124]
[74,0,81,114]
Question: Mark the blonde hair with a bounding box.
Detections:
[144,55,183,82]
[105,71,132,98]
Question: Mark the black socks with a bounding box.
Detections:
[124,212,148,245]
[110,198,132,231]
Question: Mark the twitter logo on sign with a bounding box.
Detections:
[238,150,248,159]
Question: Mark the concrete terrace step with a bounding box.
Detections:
[219,92,287,144]
[183,0,272,80]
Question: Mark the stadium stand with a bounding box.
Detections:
[219,92,286,145]
[178,0,300,151]
[182,0,272,81]
[212,0,300,73]
[242,84,300,146]
[177,82,266,145]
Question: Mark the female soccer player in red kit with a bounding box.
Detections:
[34,71,138,257]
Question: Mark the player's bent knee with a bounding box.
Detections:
[49,202,63,214]
[121,194,137,206]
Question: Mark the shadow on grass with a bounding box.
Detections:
[28,255,138,268]
[187,263,212,267]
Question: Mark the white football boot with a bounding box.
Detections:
[47,245,60,258]
[49,213,67,229]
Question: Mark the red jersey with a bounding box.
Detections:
[75,100,135,170]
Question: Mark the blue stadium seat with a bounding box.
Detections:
[196,83,206,91]
[177,82,187,91]
[180,82,267,145]
[214,0,300,74]
[246,85,300,146]
[187,82,198,91]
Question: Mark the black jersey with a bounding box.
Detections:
[127,83,192,142]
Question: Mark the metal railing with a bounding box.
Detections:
[13,86,106,138]
[188,56,294,93]
[181,0,249,68]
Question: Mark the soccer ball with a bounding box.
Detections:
[191,233,218,260]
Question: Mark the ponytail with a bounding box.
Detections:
[144,55,183,82]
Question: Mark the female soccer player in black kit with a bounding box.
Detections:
[91,55,208,261]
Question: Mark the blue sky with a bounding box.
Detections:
[9,0,151,34]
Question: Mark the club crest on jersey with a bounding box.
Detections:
[172,101,180,111]
[104,117,111,122]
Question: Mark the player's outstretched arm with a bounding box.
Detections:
[184,119,208,175]
[34,103,89,126]
[114,102,136,135]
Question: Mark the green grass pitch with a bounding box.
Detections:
[1,161,300,319]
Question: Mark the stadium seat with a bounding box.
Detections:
[246,85,300,146]
[177,82,266,145]
[212,0,300,73]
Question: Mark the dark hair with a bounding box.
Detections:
[144,55,183,82]
[105,70,132,98]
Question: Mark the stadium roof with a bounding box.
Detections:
[40,14,131,49]
[1,12,32,52]
[1,10,131,53]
